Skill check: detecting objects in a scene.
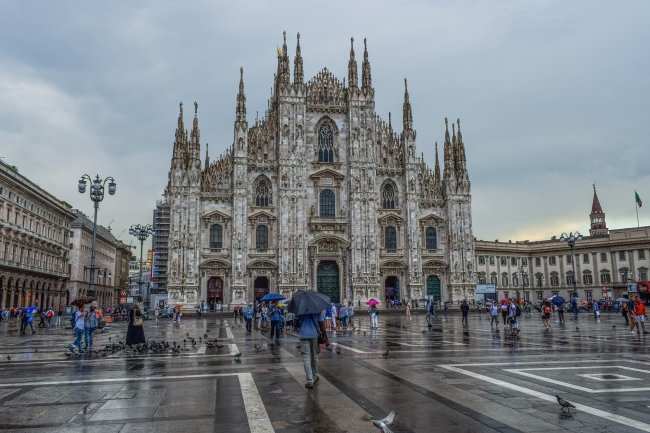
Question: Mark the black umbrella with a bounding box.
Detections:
[288,290,331,315]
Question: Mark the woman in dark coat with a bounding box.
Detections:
[125,302,146,346]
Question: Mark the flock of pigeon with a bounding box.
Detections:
[63,331,227,359]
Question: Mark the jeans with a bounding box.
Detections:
[85,327,96,349]
[245,318,252,332]
[558,310,565,323]
[300,338,319,384]
[270,320,280,340]
[462,313,468,324]
[74,328,84,351]
[371,313,378,328]
[21,320,35,334]
[490,314,499,326]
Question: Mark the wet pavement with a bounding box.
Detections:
[1,310,649,432]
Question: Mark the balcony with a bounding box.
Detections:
[308,216,347,233]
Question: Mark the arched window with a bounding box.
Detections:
[319,189,335,218]
[425,227,437,250]
[382,182,398,209]
[385,226,397,250]
[318,123,334,162]
[256,225,268,250]
[254,177,271,207]
[210,224,223,249]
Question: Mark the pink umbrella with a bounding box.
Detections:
[366,299,381,306]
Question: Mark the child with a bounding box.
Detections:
[510,316,520,336]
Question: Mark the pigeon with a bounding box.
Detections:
[575,327,579,332]
[556,395,575,412]
[6,355,11,361]
[216,344,224,349]
[204,333,208,339]
[108,337,111,342]
[34,348,38,353]
[370,410,395,432]
[254,344,262,351]
[335,346,342,354]
[612,325,616,328]
[233,352,242,359]
[382,349,389,358]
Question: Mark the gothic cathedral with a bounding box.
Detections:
[164,33,475,309]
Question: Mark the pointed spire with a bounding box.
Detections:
[456,118,466,162]
[591,183,604,214]
[173,101,186,161]
[236,67,247,123]
[361,38,372,91]
[348,37,358,88]
[388,112,393,132]
[403,78,412,131]
[590,184,608,237]
[434,142,441,183]
[279,31,290,87]
[191,101,200,152]
[204,143,210,171]
[293,32,303,84]
[443,118,455,180]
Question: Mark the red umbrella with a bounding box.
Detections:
[366,299,381,306]
[499,299,510,305]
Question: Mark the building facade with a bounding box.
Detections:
[164,34,475,309]
[474,187,650,302]
[0,160,76,309]
[152,199,170,296]
[68,211,123,307]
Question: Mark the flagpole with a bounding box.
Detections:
[637,203,640,228]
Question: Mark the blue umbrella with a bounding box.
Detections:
[261,293,285,301]
[551,296,566,306]
[23,306,38,312]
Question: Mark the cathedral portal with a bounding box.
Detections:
[317,261,340,304]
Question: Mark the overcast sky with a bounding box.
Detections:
[1,1,648,254]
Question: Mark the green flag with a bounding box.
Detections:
[636,191,642,208]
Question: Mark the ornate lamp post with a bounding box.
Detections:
[129,224,154,302]
[519,265,528,301]
[560,231,582,298]
[78,174,116,299]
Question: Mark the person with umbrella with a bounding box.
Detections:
[367,299,380,329]
[289,290,330,389]
[20,306,37,335]
[552,296,566,324]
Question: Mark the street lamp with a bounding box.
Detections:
[129,224,154,303]
[519,265,528,301]
[78,174,116,299]
[560,231,582,298]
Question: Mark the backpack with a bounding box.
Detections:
[46,310,53,318]
[515,305,522,317]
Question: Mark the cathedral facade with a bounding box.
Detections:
[163,33,475,308]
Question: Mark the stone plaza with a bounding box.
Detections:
[1,310,649,432]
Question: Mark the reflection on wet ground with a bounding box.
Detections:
[1,310,649,432]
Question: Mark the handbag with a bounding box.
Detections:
[133,312,143,326]
[310,315,327,345]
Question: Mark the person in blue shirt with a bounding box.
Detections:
[70,306,85,352]
[298,310,328,389]
[269,301,282,342]
[244,303,253,333]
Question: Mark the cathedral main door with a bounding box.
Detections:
[426,275,441,303]
[385,276,400,302]
[207,277,223,311]
[317,261,340,304]
[254,277,269,302]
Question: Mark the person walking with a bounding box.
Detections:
[557,301,566,324]
[45,307,54,329]
[627,297,637,333]
[347,302,355,330]
[571,297,579,320]
[70,306,85,352]
[489,303,499,327]
[593,300,600,320]
[84,305,98,350]
[55,309,62,328]
[405,302,412,321]
[634,296,648,335]
[269,301,281,343]
[330,303,338,331]
[21,309,36,335]
[298,309,328,389]
[622,300,630,325]
[125,302,146,346]
[501,302,509,326]
[339,303,348,328]
[369,305,378,329]
[244,303,253,333]
[425,300,435,327]
[508,300,517,328]
[542,301,552,330]
[460,300,470,325]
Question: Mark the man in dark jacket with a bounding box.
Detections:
[460,300,470,324]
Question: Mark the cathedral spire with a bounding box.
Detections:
[589,184,609,237]
[434,142,441,183]
[279,31,290,87]
[361,38,372,91]
[348,37,358,88]
[433,141,443,202]
[204,142,210,171]
[443,118,455,180]
[402,78,413,131]
[293,32,303,84]
[173,101,186,162]
[190,101,201,163]
[236,67,247,123]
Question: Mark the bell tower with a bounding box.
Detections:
[589,184,608,237]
